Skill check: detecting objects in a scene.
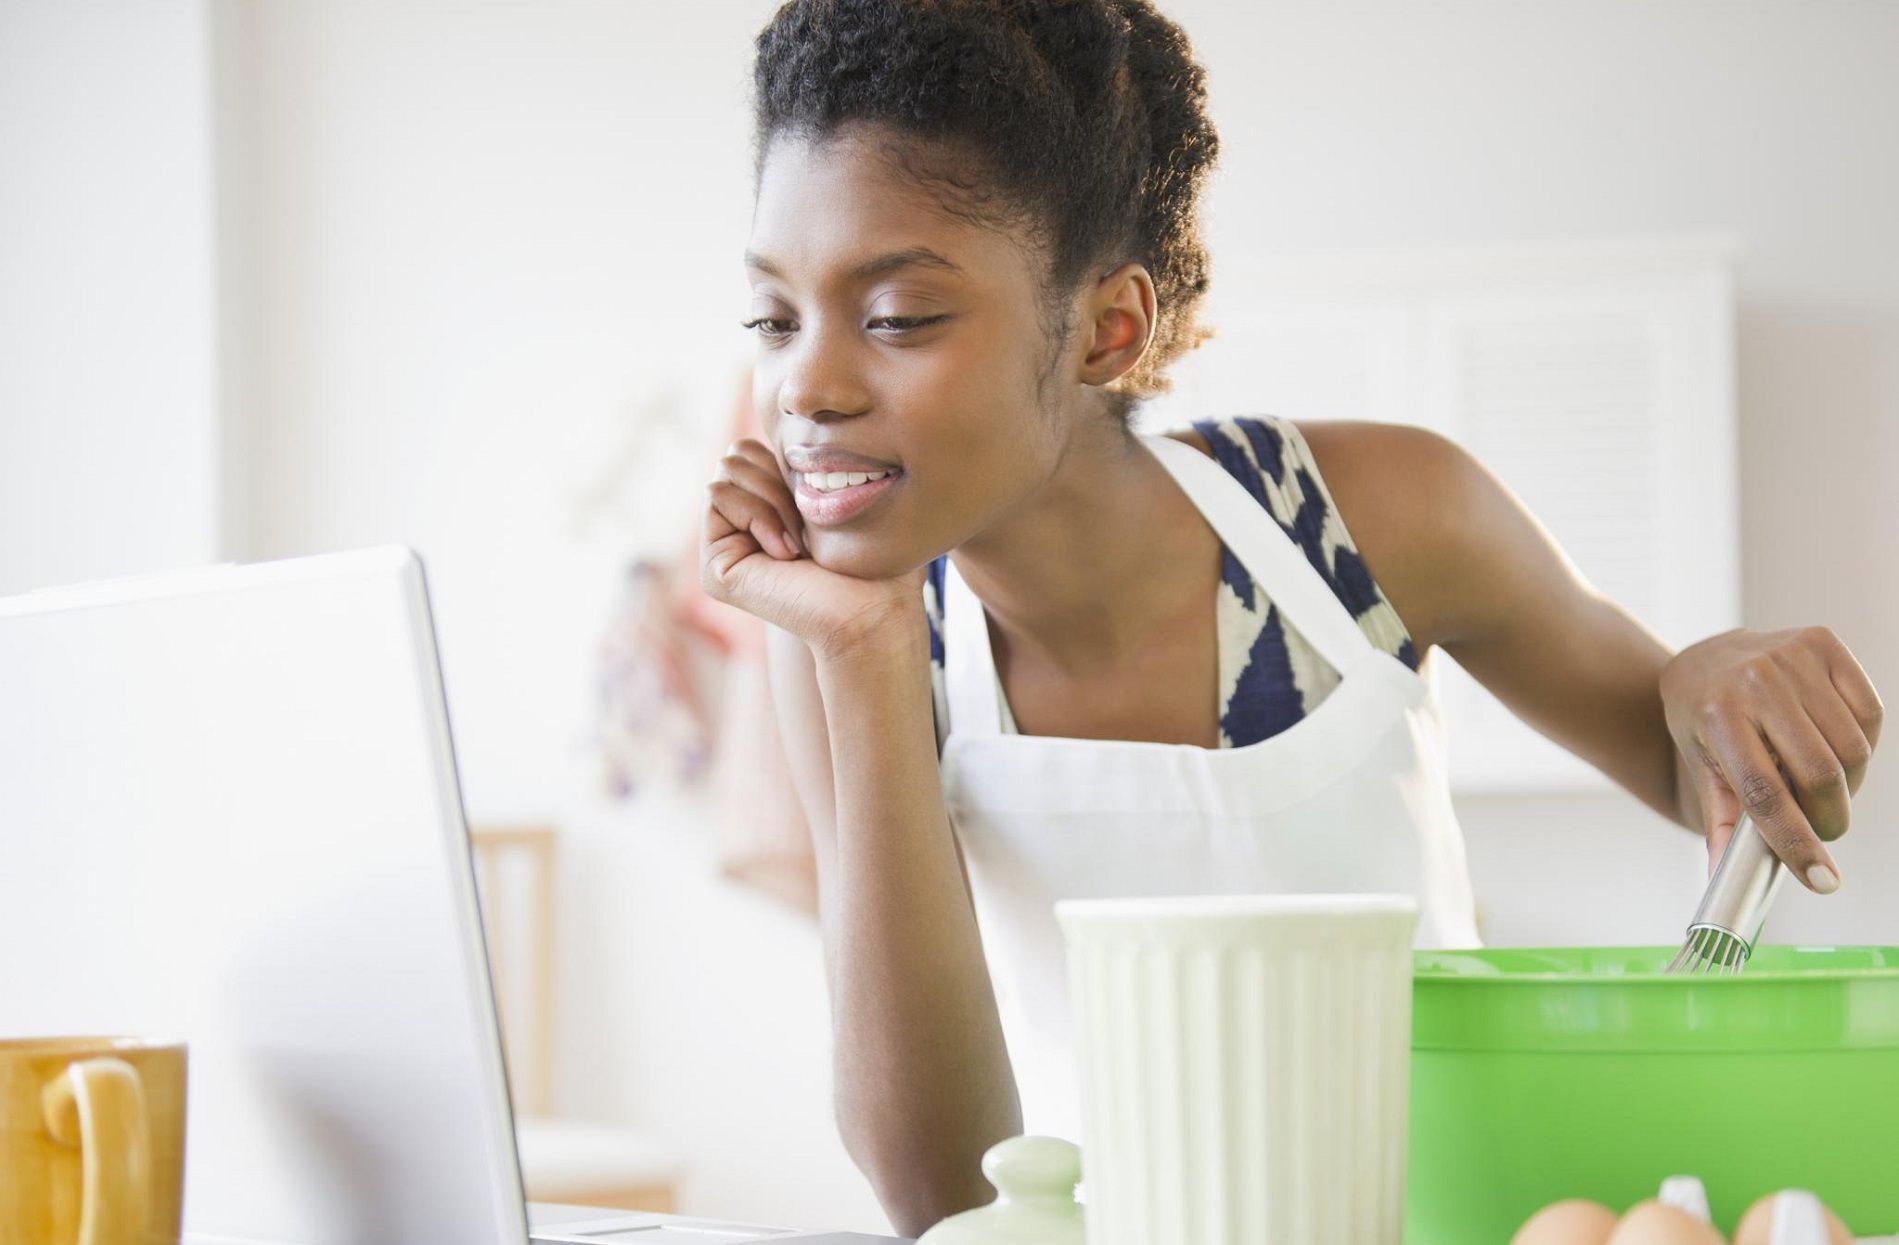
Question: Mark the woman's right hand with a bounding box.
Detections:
[701,439,925,656]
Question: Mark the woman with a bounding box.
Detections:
[700,0,1883,1234]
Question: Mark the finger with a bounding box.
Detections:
[1706,825,1731,876]
[729,437,782,476]
[1749,648,1853,840]
[704,479,794,562]
[1798,663,1875,799]
[701,480,741,545]
[724,438,787,487]
[706,470,794,560]
[1689,749,1741,875]
[702,497,789,607]
[1704,706,1840,893]
[729,439,809,547]
[1813,626,1884,750]
[718,453,804,555]
[1757,697,1851,843]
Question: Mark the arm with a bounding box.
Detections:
[764,617,1021,1237]
[1298,420,1881,888]
[1301,420,1691,823]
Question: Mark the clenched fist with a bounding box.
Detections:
[701,438,925,659]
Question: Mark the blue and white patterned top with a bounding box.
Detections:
[924,415,1420,751]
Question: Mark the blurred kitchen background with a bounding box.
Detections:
[4,0,1896,1234]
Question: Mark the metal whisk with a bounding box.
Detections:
[1664,813,1787,975]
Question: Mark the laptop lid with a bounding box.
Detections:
[0,547,529,1243]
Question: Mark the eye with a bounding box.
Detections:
[868,314,950,335]
[740,316,794,342]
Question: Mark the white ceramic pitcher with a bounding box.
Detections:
[1056,894,1419,1245]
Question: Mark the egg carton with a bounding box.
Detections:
[1658,1176,1899,1244]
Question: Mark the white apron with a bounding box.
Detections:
[939,433,1482,1140]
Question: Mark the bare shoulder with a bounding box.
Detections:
[1287,419,1490,657]
[1291,418,1475,534]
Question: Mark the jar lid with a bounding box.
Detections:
[916,1136,1085,1245]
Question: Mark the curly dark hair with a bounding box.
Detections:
[752,0,1220,408]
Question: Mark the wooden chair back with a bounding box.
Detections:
[468,824,558,1117]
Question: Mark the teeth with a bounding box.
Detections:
[804,468,891,493]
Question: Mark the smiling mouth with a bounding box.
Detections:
[797,468,895,493]
[791,467,902,525]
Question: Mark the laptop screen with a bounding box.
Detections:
[0,548,529,1244]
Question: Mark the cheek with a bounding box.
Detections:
[797,324,1061,572]
[929,352,1063,489]
[923,335,1060,478]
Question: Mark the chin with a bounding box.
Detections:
[806,528,928,581]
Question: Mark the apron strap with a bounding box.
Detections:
[942,556,1005,737]
[1142,433,1379,677]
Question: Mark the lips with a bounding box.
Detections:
[793,470,900,525]
[783,444,899,474]
[783,444,903,527]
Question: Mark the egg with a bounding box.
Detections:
[1608,1199,1727,1245]
[1510,1199,1620,1245]
[1731,1189,1852,1245]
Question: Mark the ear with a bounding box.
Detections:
[1076,261,1156,388]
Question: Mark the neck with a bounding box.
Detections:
[949,416,1207,672]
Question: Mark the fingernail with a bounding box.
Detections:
[782,529,802,557]
[1806,863,1840,894]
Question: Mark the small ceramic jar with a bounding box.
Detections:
[916,1136,1085,1245]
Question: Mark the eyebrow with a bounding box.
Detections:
[744,246,965,282]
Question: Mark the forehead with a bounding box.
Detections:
[747,129,1034,286]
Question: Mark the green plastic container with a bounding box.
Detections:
[1405,945,1899,1243]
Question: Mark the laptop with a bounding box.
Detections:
[0,547,909,1244]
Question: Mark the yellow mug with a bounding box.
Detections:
[0,1037,187,1245]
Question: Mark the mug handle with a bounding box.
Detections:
[41,1056,153,1245]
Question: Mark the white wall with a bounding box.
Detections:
[0,0,218,596]
[213,0,765,819]
[9,0,1898,1235]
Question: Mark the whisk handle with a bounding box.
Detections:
[1688,813,1786,948]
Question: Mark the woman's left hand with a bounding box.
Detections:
[1661,626,1883,893]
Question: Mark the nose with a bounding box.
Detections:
[775,320,870,424]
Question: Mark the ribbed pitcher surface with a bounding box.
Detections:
[1057,894,1419,1245]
